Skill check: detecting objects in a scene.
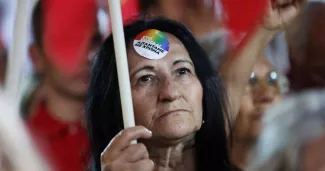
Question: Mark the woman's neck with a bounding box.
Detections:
[142,135,196,171]
[231,139,255,169]
[43,84,85,124]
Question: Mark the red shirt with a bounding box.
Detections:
[26,102,90,171]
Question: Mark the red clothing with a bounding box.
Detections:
[26,102,90,171]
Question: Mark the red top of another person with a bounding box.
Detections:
[25,102,90,171]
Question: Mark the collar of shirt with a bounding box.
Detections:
[26,101,86,141]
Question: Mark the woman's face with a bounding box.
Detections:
[234,57,281,141]
[128,33,203,142]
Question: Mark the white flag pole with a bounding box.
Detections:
[107,0,136,144]
[2,0,30,106]
[0,1,50,170]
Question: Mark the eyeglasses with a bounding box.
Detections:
[248,71,280,93]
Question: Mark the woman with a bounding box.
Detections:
[247,89,325,171]
[86,1,303,170]
[87,19,232,171]
[231,55,283,169]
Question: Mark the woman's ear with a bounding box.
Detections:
[29,44,45,74]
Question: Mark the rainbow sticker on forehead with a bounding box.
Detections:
[133,29,169,60]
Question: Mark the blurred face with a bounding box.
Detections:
[36,30,102,100]
[233,58,281,141]
[128,33,203,143]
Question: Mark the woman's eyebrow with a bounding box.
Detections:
[173,59,194,67]
[130,66,154,78]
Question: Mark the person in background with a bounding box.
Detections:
[198,20,288,170]
[24,1,102,171]
[199,35,285,169]
[286,1,325,91]
[247,89,325,171]
[230,55,282,169]
[246,4,325,166]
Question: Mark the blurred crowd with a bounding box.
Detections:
[0,0,325,171]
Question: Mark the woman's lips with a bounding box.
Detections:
[158,109,189,119]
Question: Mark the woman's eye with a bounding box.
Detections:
[267,71,278,86]
[249,72,258,85]
[138,75,153,83]
[176,68,191,76]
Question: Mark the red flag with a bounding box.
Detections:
[42,0,97,75]
[121,0,140,25]
[99,0,140,30]
[221,0,268,44]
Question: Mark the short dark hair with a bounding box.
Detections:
[31,1,43,47]
[86,18,235,171]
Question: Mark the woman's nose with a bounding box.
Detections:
[253,83,277,106]
[158,79,182,103]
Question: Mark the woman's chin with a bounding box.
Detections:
[148,113,201,143]
[152,124,198,143]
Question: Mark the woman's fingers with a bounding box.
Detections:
[263,0,305,30]
[114,126,152,150]
[101,143,153,171]
[101,126,151,158]
[131,159,155,171]
[105,159,154,171]
[119,143,149,162]
[278,4,299,26]
[100,126,152,170]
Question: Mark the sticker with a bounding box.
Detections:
[133,29,169,60]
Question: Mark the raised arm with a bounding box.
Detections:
[220,0,306,119]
